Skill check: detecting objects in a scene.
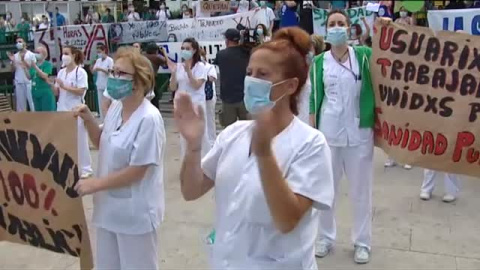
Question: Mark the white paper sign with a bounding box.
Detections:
[427,8,480,35]
[156,41,225,73]
[313,7,375,37]
[167,10,258,41]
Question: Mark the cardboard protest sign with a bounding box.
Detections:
[157,41,224,73]
[313,7,375,37]
[0,112,93,269]
[201,1,230,13]
[427,8,480,35]
[372,20,480,177]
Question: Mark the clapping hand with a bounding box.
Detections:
[184,62,192,73]
[251,110,276,157]
[55,78,65,88]
[7,52,14,62]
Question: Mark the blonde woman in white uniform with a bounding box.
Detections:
[309,10,375,264]
[175,27,334,269]
[168,37,210,157]
[54,46,93,179]
[74,47,165,270]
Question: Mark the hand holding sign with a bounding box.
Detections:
[73,104,95,124]
[74,178,100,196]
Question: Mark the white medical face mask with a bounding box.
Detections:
[62,55,72,66]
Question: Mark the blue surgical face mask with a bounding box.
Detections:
[16,42,24,50]
[326,26,348,46]
[243,76,287,114]
[181,49,193,60]
[106,77,133,100]
[256,28,264,36]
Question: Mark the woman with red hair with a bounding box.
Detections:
[174,27,334,269]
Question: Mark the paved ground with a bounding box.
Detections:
[1,116,480,270]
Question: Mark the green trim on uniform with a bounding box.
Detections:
[309,46,375,129]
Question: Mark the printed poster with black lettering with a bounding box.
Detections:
[372,19,480,177]
[0,113,93,269]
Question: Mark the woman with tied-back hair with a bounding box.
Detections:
[310,10,375,264]
[174,27,334,269]
[168,37,210,158]
[54,46,93,179]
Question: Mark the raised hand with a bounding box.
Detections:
[251,110,276,157]
[166,58,177,73]
[174,92,205,149]
[7,52,14,62]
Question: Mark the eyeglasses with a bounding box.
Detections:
[109,69,134,78]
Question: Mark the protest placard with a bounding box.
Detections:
[35,24,109,65]
[167,10,257,41]
[0,112,92,268]
[372,20,480,177]
[427,8,480,35]
[34,20,168,65]
[108,20,168,44]
[157,41,225,73]
[200,1,230,13]
[313,6,375,37]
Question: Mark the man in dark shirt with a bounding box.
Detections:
[102,8,115,23]
[144,42,166,108]
[214,28,251,127]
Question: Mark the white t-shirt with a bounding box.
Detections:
[56,66,88,111]
[202,119,334,269]
[14,50,36,84]
[320,47,373,147]
[174,61,208,104]
[253,7,276,30]
[127,12,140,22]
[93,99,166,234]
[93,56,114,90]
[205,62,217,97]
[237,0,251,13]
[156,9,170,21]
[193,0,211,18]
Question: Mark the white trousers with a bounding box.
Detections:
[206,97,217,147]
[15,82,34,112]
[318,139,374,249]
[97,88,106,121]
[77,118,93,175]
[95,227,159,270]
[422,169,460,196]
[179,102,211,158]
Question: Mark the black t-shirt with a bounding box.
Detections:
[214,45,251,104]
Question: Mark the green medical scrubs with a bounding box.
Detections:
[29,61,56,111]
